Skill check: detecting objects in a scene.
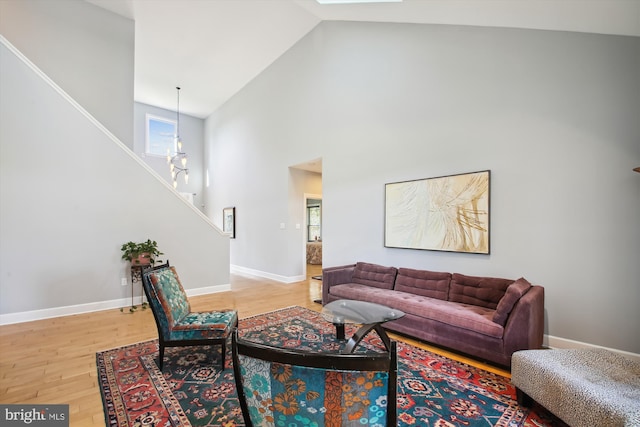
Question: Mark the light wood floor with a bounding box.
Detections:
[0,265,509,426]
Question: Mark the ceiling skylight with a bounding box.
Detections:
[316,0,402,4]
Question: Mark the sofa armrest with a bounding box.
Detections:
[322,264,356,304]
[503,285,545,357]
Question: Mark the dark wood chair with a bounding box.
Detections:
[141,261,238,370]
[231,329,397,427]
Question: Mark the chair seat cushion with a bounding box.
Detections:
[169,310,238,341]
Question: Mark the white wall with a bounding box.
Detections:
[0,3,230,323]
[134,102,205,211]
[0,0,134,145]
[205,21,640,355]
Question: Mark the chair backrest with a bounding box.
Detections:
[142,262,191,336]
[231,330,397,427]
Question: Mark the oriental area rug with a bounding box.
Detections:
[97,306,565,427]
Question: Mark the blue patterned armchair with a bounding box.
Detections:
[231,330,397,427]
[142,262,238,370]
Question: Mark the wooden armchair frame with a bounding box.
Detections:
[232,329,397,426]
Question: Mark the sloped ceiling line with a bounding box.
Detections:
[86,0,640,118]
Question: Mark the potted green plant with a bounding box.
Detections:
[120,239,163,313]
[120,239,163,266]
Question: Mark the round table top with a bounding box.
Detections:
[321,299,405,325]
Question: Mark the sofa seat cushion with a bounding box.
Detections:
[328,285,503,339]
[351,262,397,290]
[391,291,503,339]
[329,283,397,306]
[394,268,451,300]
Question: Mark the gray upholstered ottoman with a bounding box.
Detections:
[511,348,640,427]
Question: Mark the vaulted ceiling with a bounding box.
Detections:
[86,0,640,119]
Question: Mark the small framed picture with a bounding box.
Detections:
[223,207,235,238]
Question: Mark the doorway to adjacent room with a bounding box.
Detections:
[304,193,323,280]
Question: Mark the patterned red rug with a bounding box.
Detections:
[97,306,565,426]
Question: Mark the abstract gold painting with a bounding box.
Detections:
[385,170,490,254]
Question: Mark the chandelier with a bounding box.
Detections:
[167,86,188,188]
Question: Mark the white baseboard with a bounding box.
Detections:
[230,264,305,284]
[0,284,231,326]
[187,284,231,296]
[545,334,640,362]
[0,298,129,325]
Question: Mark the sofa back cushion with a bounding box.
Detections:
[492,277,532,325]
[449,273,513,309]
[352,262,397,290]
[395,268,451,300]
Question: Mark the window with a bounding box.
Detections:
[145,114,176,157]
[307,201,321,242]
